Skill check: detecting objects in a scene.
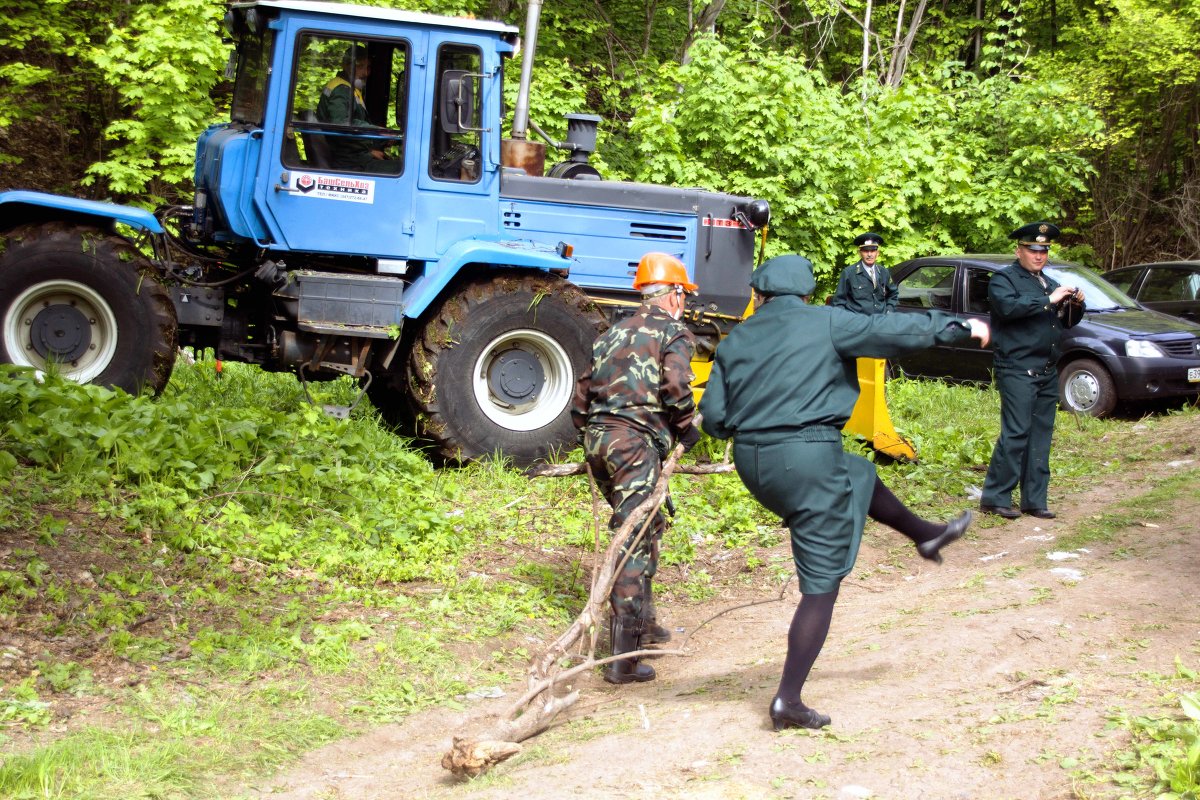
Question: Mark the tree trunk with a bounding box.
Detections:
[681,0,729,64]
[861,0,873,100]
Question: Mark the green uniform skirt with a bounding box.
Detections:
[734,433,876,595]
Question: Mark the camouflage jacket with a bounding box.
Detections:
[571,305,697,455]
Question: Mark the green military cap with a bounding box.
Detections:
[750,254,816,297]
[853,232,884,250]
[1009,221,1060,252]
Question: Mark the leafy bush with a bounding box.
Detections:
[0,362,464,582]
[1104,664,1200,798]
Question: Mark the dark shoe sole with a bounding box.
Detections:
[769,698,831,730]
[979,504,1021,520]
[917,510,972,565]
[603,664,656,685]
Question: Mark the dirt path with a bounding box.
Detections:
[251,421,1199,800]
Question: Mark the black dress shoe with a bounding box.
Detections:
[1022,508,1056,519]
[979,504,1021,520]
[769,697,831,731]
[917,510,972,565]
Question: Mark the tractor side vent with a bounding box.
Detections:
[629,222,687,241]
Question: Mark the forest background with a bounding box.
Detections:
[1,0,1198,286]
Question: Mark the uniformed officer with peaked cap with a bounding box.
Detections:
[979,221,1085,520]
[831,232,898,314]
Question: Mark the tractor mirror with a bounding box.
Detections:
[439,70,476,134]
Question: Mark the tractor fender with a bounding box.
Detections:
[402,238,570,318]
[0,190,163,236]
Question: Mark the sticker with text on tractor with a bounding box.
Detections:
[293,173,375,204]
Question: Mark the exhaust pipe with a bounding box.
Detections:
[502,0,547,175]
[511,0,542,140]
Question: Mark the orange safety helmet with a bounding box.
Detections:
[632,252,698,292]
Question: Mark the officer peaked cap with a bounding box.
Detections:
[1009,221,1060,252]
[854,232,884,249]
[750,255,816,297]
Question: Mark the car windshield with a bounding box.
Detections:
[1044,264,1137,312]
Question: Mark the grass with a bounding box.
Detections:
[0,361,1197,797]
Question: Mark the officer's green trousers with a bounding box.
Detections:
[981,368,1058,511]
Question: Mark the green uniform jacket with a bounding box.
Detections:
[831,261,898,315]
[699,299,969,441]
[699,297,970,593]
[988,261,1082,371]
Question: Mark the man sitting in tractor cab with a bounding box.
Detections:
[316,46,396,173]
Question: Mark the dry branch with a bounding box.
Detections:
[441,415,704,777]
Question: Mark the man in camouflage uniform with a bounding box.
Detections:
[572,252,702,684]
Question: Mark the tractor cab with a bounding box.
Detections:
[195,1,514,265]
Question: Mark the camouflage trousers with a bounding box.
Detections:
[584,423,665,619]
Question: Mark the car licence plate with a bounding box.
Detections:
[1190,367,1200,382]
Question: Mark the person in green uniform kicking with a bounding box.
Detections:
[831,232,898,315]
[699,254,989,731]
[979,222,1085,520]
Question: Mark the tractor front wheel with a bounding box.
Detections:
[408,273,606,465]
[0,224,177,394]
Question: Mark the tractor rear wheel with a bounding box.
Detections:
[407,273,606,465]
[0,223,177,394]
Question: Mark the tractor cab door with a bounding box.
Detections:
[409,38,500,261]
[263,33,421,257]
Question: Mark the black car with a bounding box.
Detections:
[1100,261,1200,322]
[890,255,1200,416]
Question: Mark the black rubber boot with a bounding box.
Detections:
[641,576,672,645]
[604,616,656,684]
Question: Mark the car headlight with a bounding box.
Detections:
[1125,340,1166,358]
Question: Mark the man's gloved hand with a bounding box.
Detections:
[679,424,702,453]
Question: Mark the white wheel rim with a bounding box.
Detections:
[472,329,572,432]
[3,280,119,383]
[1065,371,1099,411]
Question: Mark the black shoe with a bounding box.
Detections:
[917,511,972,565]
[979,504,1021,520]
[769,697,831,731]
[642,621,673,645]
[1022,508,1056,519]
[604,616,656,685]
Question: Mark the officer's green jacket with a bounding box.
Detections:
[700,299,970,442]
[699,259,971,594]
[831,260,898,315]
[988,261,1083,371]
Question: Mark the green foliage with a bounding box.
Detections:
[1102,663,1200,798]
[622,38,1100,286]
[83,0,228,201]
[0,360,464,583]
[0,677,51,727]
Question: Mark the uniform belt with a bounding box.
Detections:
[1025,365,1055,377]
[733,425,841,444]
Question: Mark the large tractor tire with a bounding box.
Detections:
[408,272,606,466]
[0,223,177,394]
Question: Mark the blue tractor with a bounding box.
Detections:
[0,0,769,464]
